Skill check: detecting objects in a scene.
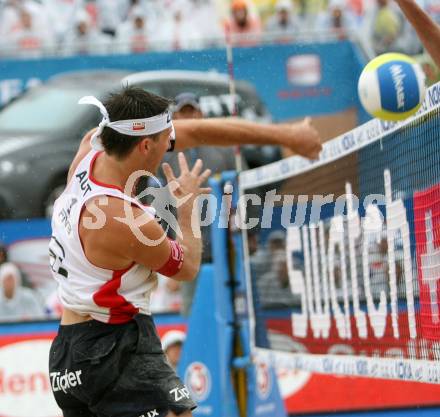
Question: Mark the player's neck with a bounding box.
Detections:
[93,152,143,194]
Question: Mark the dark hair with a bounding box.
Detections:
[101,86,170,159]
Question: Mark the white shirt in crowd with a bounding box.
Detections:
[156,0,203,51]
[62,9,111,56]
[95,0,130,33]
[42,0,84,42]
[115,7,154,53]
[0,2,55,58]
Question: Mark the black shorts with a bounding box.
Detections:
[49,314,196,417]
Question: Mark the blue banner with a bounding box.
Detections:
[0,41,366,121]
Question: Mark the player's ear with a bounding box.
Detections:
[137,137,151,155]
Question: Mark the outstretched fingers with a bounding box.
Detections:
[191,158,203,176]
[198,169,211,186]
[178,152,190,174]
[162,162,176,183]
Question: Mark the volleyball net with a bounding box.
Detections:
[239,82,440,383]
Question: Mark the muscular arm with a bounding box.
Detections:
[395,0,440,68]
[70,115,321,181]
[173,117,322,159]
[81,198,202,281]
[80,154,210,281]
[67,128,95,183]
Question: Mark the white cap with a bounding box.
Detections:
[275,0,292,11]
[0,262,21,286]
[161,330,186,351]
[131,6,145,19]
[75,9,91,25]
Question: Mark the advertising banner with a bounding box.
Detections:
[0,319,186,417]
[0,41,364,121]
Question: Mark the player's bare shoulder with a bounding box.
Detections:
[79,195,167,270]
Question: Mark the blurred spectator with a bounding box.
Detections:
[424,0,440,25]
[296,0,327,29]
[316,0,355,39]
[167,0,203,50]
[62,10,111,56]
[252,230,286,285]
[364,0,403,55]
[2,4,55,58]
[95,0,130,37]
[189,0,223,46]
[0,262,45,321]
[416,53,440,86]
[265,0,300,43]
[226,0,262,46]
[257,246,296,308]
[150,274,182,313]
[42,0,84,44]
[347,0,365,20]
[161,330,186,370]
[0,242,7,265]
[115,6,151,53]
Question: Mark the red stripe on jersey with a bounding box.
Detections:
[93,263,139,323]
[89,151,124,192]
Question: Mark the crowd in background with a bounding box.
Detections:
[0,0,439,59]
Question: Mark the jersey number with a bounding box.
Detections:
[49,236,68,279]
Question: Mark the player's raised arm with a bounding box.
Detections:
[67,127,96,183]
[395,0,440,68]
[100,153,211,282]
[173,116,322,160]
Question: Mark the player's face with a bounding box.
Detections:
[144,127,173,174]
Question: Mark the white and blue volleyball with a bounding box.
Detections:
[358,53,426,121]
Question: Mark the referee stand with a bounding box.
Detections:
[177,174,287,417]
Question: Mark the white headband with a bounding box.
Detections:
[78,96,173,151]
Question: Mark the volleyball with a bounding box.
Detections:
[358,53,426,121]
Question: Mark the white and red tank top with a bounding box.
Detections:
[49,150,158,323]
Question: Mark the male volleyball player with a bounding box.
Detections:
[395,0,440,68]
[48,86,321,417]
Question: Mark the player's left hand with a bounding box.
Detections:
[281,117,322,160]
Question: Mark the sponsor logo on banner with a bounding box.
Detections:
[184,362,211,402]
[286,172,417,342]
[414,183,440,340]
[286,55,321,86]
[0,339,61,417]
[255,361,271,400]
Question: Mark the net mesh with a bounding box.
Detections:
[240,83,440,382]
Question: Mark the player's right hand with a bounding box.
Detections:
[162,153,211,209]
[282,117,322,160]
